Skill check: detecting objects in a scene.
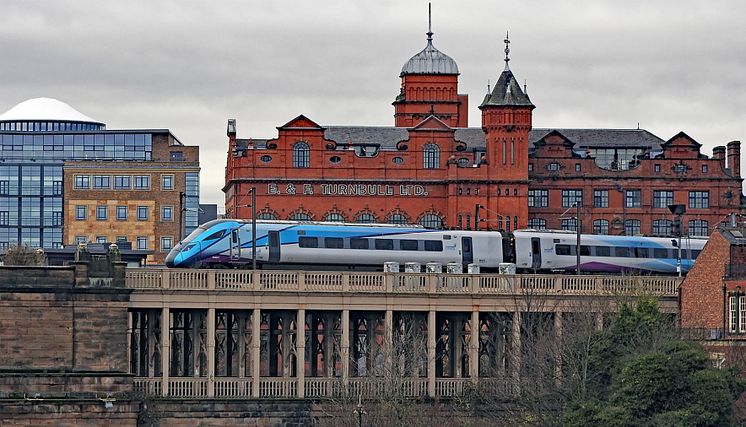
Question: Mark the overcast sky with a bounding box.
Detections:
[1,0,744,207]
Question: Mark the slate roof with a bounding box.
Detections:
[400,35,459,76]
[479,68,534,108]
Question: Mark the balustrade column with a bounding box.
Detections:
[341,310,350,386]
[470,309,479,381]
[251,308,261,397]
[512,311,521,395]
[297,308,306,398]
[207,307,215,397]
[427,310,436,398]
[161,307,170,397]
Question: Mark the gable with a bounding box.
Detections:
[410,115,453,132]
[277,114,324,130]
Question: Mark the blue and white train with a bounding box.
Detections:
[165,219,707,274]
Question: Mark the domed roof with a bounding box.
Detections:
[0,97,103,124]
[400,34,459,77]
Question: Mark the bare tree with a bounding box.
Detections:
[2,243,45,266]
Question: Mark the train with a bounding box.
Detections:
[164,219,707,274]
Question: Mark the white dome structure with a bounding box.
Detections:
[0,97,104,126]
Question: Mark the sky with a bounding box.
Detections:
[1,0,744,207]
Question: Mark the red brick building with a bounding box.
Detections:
[224,30,743,238]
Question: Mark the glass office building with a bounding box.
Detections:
[0,98,199,250]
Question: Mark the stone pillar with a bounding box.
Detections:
[251,308,261,397]
[207,307,216,397]
[470,309,479,380]
[341,310,350,387]
[385,309,393,350]
[512,311,521,395]
[297,308,306,398]
[427,310,436,398]
[161,307,170,397]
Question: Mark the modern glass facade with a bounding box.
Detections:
[185,172,200,235]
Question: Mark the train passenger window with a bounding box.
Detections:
[614,247,631,257]
[555,245,572,256]
[634,248,649,258]
[400,240,418,251]
[691,250,701,259]
[424,241,443,251]
[299,237,319,248]
[324,237,344,249]
[375,239,394,250]
[350,238,369,249]
[580,246,591,256]
[653,248,668,258]
[595,246,611,257]
[204,229,226,241]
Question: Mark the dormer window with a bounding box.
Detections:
[547,162,561,171]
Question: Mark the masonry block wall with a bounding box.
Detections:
[680,230,729,330]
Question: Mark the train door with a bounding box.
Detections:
[230,228,241,260]
[462,236,473,266]
[268,230,281,263]
[531,237,542,269]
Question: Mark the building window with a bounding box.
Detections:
[0,211,8,226]
[593,190,609,208]
[75,236,87,244]
[654,164,661,173]
[688,191,710,209]
[289,212,312,221]
[74,175,90,189]
[688,219,709,237]
[653,190,674,209]
[293,141,310,168]
[116,236,128,243]
[561,190,583,208]
[116,206,128,221]
[96,236,108,244]
[75,205,87,220]
[589,148,642,170]
[96,205,108,221]
[323,212,345,222]
[161,236,174,252]
[93,176,110,189]
[562,218,578,232]
[419,213,443,229]
[528,218,546,230]
[257,212,277,220]
[137,236,148,250]
[625,219,641,236]
[137,206,149,221]
[134,175,151,190]
[114,176,131,190]
[170,151,184,161]
[423,143,440,169]
[528,163,534,172]
[386,213,408,225]
[355,213,377,224]
[593,219,609,235]
[652,219,673,236]
[161,206,174,222]
[547,163,560,171]
[392,157,404,165]
[729,294,746,334]
[575,163,581,172]
[625,189,642,208]
[161,175,174,191]
[528,189,549,208]
[702,164,709,173]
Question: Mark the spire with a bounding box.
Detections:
[427,2,433,43]
[503,31,511,70]
[487,79,491,94]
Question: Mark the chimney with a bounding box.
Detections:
[712,146,726,171]
[727,141,741,177]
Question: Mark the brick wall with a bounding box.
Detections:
[681,230,729,329]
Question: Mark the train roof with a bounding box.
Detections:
[515,229,708,241]
[200,218,426,229]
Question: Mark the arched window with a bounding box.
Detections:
[323,212,345,222]
[386,213,408,225]
[419,213,443,229]
[652,219,672,236]
[292,141,310,168]
[562,218,578,232]
[423,143,440,169]
[593,219,609,235]
[624,219,641,236]
[289,212,312,221]
[527,218,546,230]
[355,212,377,223]
[257,212,277,220]
[688,220,709,237]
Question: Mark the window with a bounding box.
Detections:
[96,236,107,244]
[116,206,128,221]
[728,294,746,334]
[137,206,149,221]
[293,141,310,168]
[350,238,369,249]
[355,213,376,223]
[528,189,549,208]
[161,237,173,252]
[652,219,672,236]
[260,155,272,163]
[614,247,631,257]
[289,212,312,221]
[419,213,443,229]
[324,237,344,249]
[170,151,184,161]
[688,219,709,237]
[653,191,674,209]
[375,239,394,250]
[689,191,709,209]
[588,148,642,170]
[575,163,581,172]
[400,240,418,251]
[298,237,318,248]
[114,176,131,190]
[75,205,87,220]
[625,219,641,235]
[593,190,609,208]
[424,240,443,251]
[75,236,87,244]
[555,245,573,256]
[561,190,583,208]
[702,164,709,173]
[386,213,408,225]
[137,236,148,250]
[323,212,345,222]
[74,175,90,189]
[528,163,534,172]
[134,175,150,190]
[161,206,174,222]
[593,219,609,235]
[674,163,688,174]
[527,218,546,230]
[547,163,560,171]
[116,236,128,243]
[562,218,578,232]
[625,189,642,208]
[329,156,341,164]
[423,143,440,169]
[392,157,404,164]
[161,175,174,191]
[93,176,110,189]
[257,212,277,220]
[596,246,611,257]
[654,164,661,173]
[96,205,108,220]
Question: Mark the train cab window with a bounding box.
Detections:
[614,247,631,257]
[350,238,369,249]
[595,246,611,257]
[375,239,394,250]
[653,248,669,258]
[424,240,443,252]
[580,246,591,256]
[634,248,649,258]
[324,237,344,249]
[298,237,319,248]
[204,229,227,241]
[400,240,418,251]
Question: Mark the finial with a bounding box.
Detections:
[427,3,433,42]
[503,31,511,70]
[487,79,491,94]
[524,79,527,94]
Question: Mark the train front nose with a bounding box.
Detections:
[164,244,181,267]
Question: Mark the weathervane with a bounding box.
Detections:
[504,31,511,69]
[427,2,433,42]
